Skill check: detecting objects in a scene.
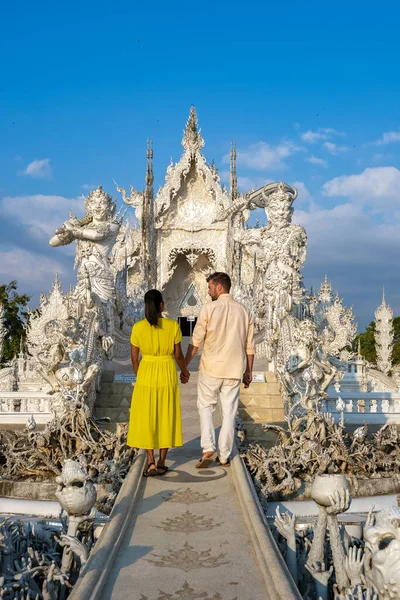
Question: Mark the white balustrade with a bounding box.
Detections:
[0,392,52,424]
[322,392,400,424]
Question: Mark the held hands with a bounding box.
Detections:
[180,370,190,384]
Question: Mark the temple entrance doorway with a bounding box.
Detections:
[178,316,197,336]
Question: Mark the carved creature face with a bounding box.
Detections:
[364,508,400,592]
[84,186,114,221]
[265,196,293,228]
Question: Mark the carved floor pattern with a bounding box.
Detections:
[146,542,230,572]
[140,581,238,600]
[155,510,223,533]
[163,487,216,504]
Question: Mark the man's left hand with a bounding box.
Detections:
[242,370,252,388]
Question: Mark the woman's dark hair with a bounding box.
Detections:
[144,289,164,326]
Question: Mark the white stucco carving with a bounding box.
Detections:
[310,275,357,359]
[374,289,393,375]
[0,303,5,363]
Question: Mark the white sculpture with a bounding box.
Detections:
[274,473,400,599]
[0,303,5,363]
[374,290,394,375]
[233,182,307,362]
[363,506,400,598]
[277,316,336,411]
[25,275,103,409]
[310,275,357,359]
[50,186,120,304]
[55,459,96,574]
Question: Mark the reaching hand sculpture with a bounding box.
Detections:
[274,507,298,584]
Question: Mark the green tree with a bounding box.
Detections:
[354,316,400,368]
[0,281,31,363]
[353,321,377,364]
[390,316,400,366]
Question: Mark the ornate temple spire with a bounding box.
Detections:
[182,106,205,156]
[145,139,154,194]
[318,274,333,302]
[374,288,394,374]
[141,140,156,287]
[0,303,5,363]
[230,141,238,201]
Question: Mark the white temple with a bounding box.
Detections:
[0,107,399,424]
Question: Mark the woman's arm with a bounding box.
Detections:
[131,344,140,375]
[174,343,190,383]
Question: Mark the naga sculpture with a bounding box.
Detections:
[309,276,357,360]
[277,317,336,412]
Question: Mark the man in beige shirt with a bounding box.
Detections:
[184,272,254,467]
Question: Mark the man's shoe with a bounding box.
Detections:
[195,453,215,468]
[216,457,231,467]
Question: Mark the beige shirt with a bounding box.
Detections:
[192,294,255,379]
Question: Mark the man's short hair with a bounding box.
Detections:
[206,272,232,292]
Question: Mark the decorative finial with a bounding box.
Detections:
[146,139,154,191]
[230,141,237,201]
[182,106,205,155]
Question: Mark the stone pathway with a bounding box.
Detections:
[101,342,267,599]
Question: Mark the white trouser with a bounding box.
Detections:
[197,371,241,462]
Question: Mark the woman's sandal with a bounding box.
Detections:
[157,463,169,475]
[143,462,159,477]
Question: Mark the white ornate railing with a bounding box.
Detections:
[322,392,400,424]
[0,392,52,424]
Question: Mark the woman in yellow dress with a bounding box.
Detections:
[127,289,190,476]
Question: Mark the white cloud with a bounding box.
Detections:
[323,142,350,155]
[217,170,271,193]
[223,141,304,171]
[301,128,344,143]
[307,155,328,168]
[294,200,400,326]
[372,130,400,146]
[20,159,52,179]
[0,247,66,283]
[238,176,272,192]
[0,194,83,241]
[322,166,400,202]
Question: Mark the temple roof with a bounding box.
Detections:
[154,107,230,229]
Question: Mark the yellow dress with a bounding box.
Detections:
[127,318,183,449]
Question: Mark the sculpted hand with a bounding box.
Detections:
[305,561,333,587]
[326,489,351,515]
[365,506,375,529]
[101,335,114,353]
[274,507,296,543]
[63,221,76,232]
[345,546,364,587]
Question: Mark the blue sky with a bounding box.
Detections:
[1,0,400,329]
